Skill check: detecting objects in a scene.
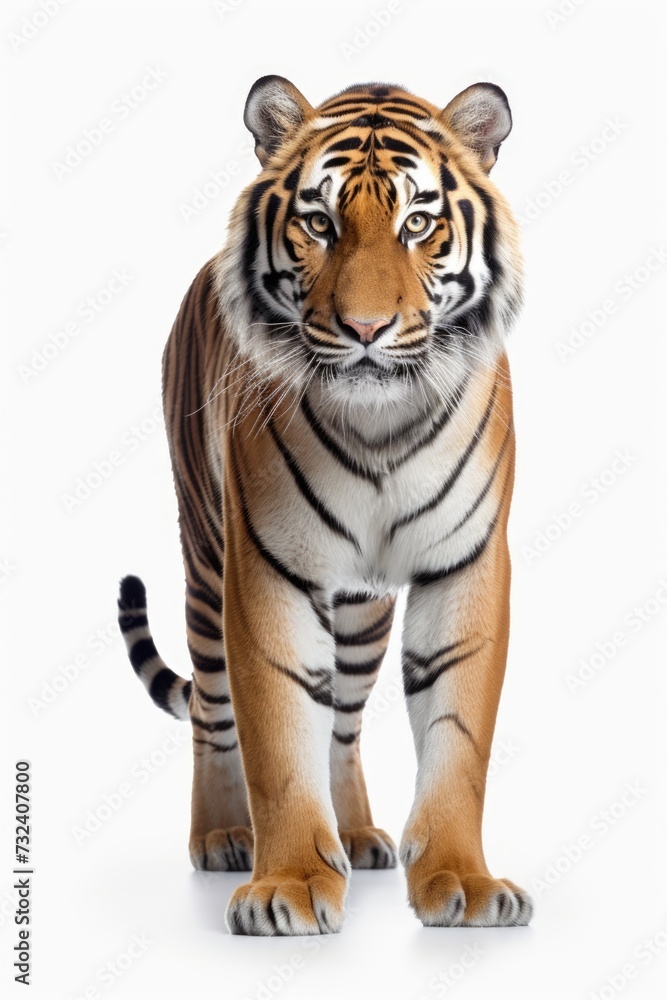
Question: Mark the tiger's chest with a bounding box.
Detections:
[235,403,502,595]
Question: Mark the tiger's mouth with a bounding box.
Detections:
[324,352,420,384]
[348,356,385,372]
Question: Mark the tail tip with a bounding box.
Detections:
[118,574,147,610]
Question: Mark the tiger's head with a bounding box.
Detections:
[217,76,522,423]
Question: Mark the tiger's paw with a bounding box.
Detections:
[225,841,349,936]
[340,826,397,869]
[407,868,533,927]
[189,826,254,872]
[459,874,533,926]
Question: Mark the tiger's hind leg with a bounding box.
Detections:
[185,552,252,871]
[331,594,398,869]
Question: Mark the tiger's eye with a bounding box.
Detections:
[404,213,430,234]
[308,213,332,234]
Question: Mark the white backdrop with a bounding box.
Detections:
[2,1,666,998]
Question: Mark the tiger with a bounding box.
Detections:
[117,75,533,935]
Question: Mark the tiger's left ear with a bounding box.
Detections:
[244,75,314,166]
[440,83,512,173]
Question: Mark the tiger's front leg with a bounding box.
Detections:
[400,531,533,927]
[222,495,349,936]
[331,595,398,869]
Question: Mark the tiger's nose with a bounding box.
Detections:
[338,315,393,344]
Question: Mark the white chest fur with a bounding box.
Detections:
[238,372,504,596]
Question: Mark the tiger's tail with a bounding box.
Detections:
[117,575,192,721]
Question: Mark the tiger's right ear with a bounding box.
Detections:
[244,75,314,166]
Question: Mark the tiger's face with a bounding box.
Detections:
[218,78,523,420]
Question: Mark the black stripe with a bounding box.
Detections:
[447,197,476,308]
[189,647,226,673]
[118,612,148,633]
[335,605,394,646]
[384,121,434,149]
[333,591,375,607]
[270,660,333,707]
[427,712,478,750]
[284,164,302,190]
[413,190,439,205]
[186,622,222,643]
[301,395,382,490]
[385,380,467,471]
[319,96,382,111]
[186,603,222,640]
[323,156,350,168]
[412,537,488,587]
[469,181,501,285]
[265,893,278,933]
[309,595,334,636]
[193,738,238,753]
[411,464,511,588]
[193,679,230,704]
[186,585,221,616]
[442,428,511,539]
[392,155,418,169]
[440,163,458,192]
[231,445,318,595]
[148,668,177,713]
[186,559,222,612]
[170,281,227,558]
[381,106,427,119]
[333,730,359,745]
[403,641,463,671]
[325,137,362,152]
[345,395,434,451]
[269,421,361,552]
[334,699,368,713]
[302,331,347,353]
[335,617,393,647]
[411,516,499,587]
[128,638,159,675]
[418,274,442,304]
[403,646,481,696]
[306,319,341,337]
[242,178,276,316]
[335,650,385,675]
[378,95,432,112]
[191,715,235,733]
[263,192,280,278]
[382,136,419,155]
[389,381,497,539]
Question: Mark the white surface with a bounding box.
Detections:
[2,0,666,997]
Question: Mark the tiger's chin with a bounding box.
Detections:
[313,359,427,422]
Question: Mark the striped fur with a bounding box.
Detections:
[119,77,532,933]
